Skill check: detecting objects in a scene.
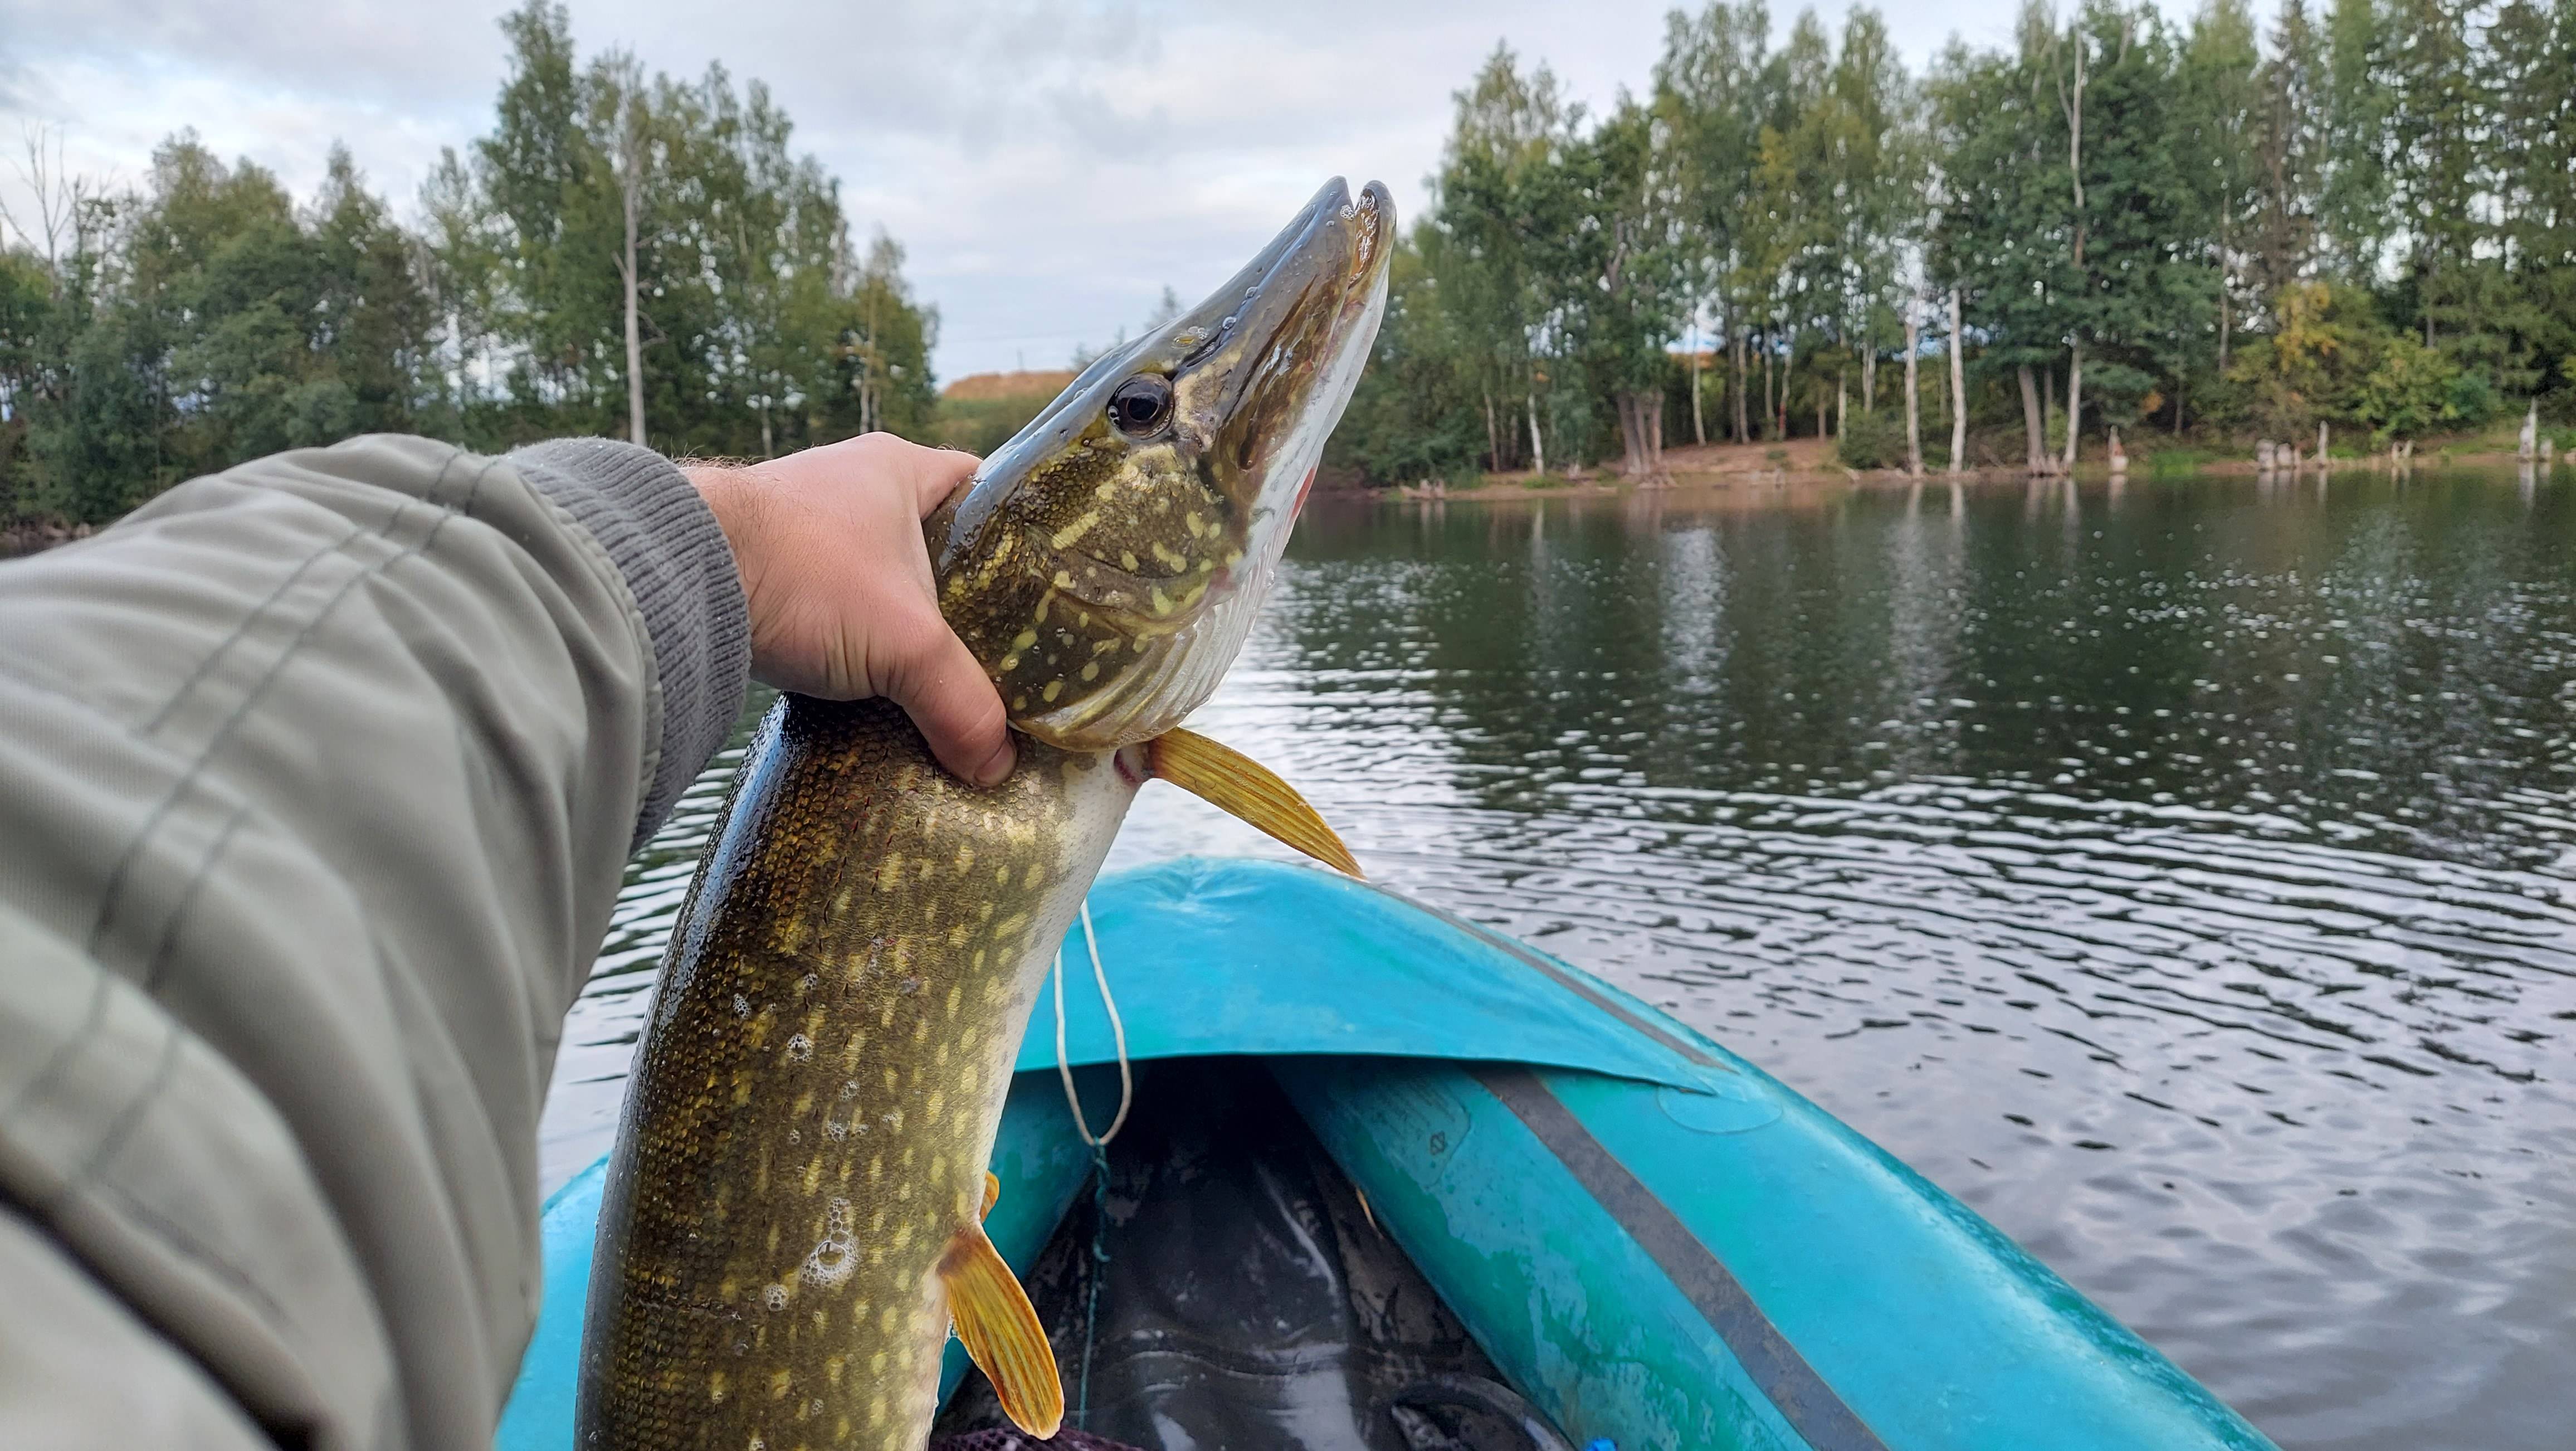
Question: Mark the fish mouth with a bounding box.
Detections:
[936,178,1394,751]
[1167,176,1392,490]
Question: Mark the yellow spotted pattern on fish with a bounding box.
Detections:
[577,178,1391,1451]
[580,700,1121,1451]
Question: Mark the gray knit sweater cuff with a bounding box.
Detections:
[511,439,750,849]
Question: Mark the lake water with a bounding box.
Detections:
[542,468,2575,1451]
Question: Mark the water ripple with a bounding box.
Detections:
[546,473,2576,1451]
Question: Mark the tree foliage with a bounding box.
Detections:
[1333,0,2576,484]
[15,1,2576,510]
[1,1,938,524]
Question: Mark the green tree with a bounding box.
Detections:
[435,2,941,459]
[2179,0,2266,374]
[1820,9,1916,423]
[2350,330,2476,436]
[2317,0,2394,280]
[836,230,940,442]
[1326,0,2576,484]
[1748,12,1836,441]
[1429,46,1581,473]
[2249,0,2328,304]
[2378,0,2486,352]
[21,0,2576,510]
[1563,95,1691,475]
[472,0,616,425]
[2223,277,2388,434]
[1930,12,2075,470]
[2070,3,2218,442]
[1656,1,1780,444]
[2480,0,2576,402]
[1327,234,1491,484]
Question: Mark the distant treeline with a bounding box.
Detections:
[11,1,2573,523]
[1328,0,2576,484]
[0,1,938,525]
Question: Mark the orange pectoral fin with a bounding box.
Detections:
[1144,727,1362,878]
[939,1221,1062,1439]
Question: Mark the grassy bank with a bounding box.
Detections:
[1390,427,2572,500]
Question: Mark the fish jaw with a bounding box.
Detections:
[930,179,1394,752]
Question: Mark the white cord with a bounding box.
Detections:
[1052,899,1134,1147]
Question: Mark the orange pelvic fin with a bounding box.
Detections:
[939,1220,1062,1438]
[1145,727,1362,878]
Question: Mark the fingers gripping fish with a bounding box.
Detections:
[577,179,1393,1451]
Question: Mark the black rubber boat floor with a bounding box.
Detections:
[933,1060,1546,1451]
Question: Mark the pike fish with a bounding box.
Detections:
[577,178,1393,1451]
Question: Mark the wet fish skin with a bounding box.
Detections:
[931,177,1392,752]
[578,696,1139,1449]
[578,178,1392,1451]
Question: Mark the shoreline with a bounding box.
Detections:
[0,520,95,558]
[1349,446,2563,501]
[11,451,2560,552]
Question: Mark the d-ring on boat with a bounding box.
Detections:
[499,857,2275,1450]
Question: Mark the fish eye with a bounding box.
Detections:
[1108,374,1174,437]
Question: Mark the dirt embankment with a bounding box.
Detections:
[1400,435,2557,499]
[1,519,94,556]
[1430,437,1865,496]
[940,369,1078,402]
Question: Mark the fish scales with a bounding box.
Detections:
[579,177,1391,1451]
[584,697,1138,1450]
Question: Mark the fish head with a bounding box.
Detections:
[930,177,1392,751]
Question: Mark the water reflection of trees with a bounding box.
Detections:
[1281,477,2576,871]
[1879,484,1967,782]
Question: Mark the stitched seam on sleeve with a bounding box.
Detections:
[82,454,499,960]
[139,514,369,736]
[0,675,136,1129]
[135,802,255,999]
[0,796,251,1155]
[95,1175,298,1327]
[59,1013,183,1196]
[142,447,465,736]
[0,957,111,1129]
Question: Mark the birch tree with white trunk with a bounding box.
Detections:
[603,55,651,450]
[1904,293,1924,476]
[1946,287,1968,474]
[2056,23,2085,474]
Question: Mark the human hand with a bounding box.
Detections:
[683,434,1015,788]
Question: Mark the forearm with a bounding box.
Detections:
[0,435,746,1450]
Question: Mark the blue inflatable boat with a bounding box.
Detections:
[500,858,2275,1450]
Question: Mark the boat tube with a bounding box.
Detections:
[500,858,2275,1450]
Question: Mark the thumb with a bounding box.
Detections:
[881,609,1016,788]
[911,446,983,517]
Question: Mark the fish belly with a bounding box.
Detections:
[578,695,1136,1451]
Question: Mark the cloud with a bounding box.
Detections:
[0,0,2150,381]
[4,0,502,111]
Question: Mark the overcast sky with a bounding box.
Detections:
[1,0,2214,383]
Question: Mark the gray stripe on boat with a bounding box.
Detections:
[1360,879,1729,1072]
[1471,1065,1890,1451]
